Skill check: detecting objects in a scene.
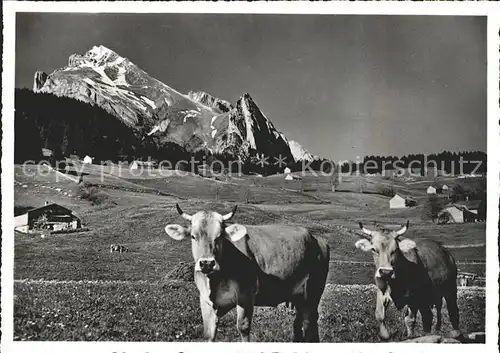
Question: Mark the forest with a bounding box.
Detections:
[15,89,486,177]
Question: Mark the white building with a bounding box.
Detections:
[285,174,293,181]
[284,167,291,174]
[426,186,437,194]
[389,194,407,209]
[83,155,93,164]
[442,184,449,191]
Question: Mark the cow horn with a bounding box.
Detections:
[358,222,373,239]
[176,203,192,221]
[395,220,409,238]
[222,205,238,221]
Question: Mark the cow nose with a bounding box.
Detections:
[200,259,216,274]
[379,268,394,278]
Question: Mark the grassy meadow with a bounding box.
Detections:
[13,164,487,342]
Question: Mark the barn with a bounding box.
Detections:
[15,202,82,233]
[389,194,407,209]
[41,148,53,157]
[83,155,93,164]
[438,204,477,224]
[130,160,156,170]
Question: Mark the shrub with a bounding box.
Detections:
[424,195,445,222]
[77,184,113,205]
[377,185,395,197]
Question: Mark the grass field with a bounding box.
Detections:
[13,164,487,342]
[14,281,484,342]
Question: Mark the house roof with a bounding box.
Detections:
[132,160,156,166]
[390,194,405,201]
[23,203,74,216]
[456,200,481,210]
[442,203,477,214]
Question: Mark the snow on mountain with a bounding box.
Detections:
[33,45,314,162]
[289,140,316,162]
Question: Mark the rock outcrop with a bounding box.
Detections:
[33,71,48,92]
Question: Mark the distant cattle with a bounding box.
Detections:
[165,204,330,342]
[354,221,460,340]
[110,244,129,253]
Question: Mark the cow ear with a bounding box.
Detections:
[165,224,188,241]
[398,238,417,252]
[225,224,247,242]
[355,239,373,252]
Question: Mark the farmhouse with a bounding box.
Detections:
[130,160,156,170]
[438,204,477,224]
[14,202,82,233]
[41,148,53,157]
[284,167,291,174]
[389,194,407,209]
[83,155,93,164]
[426,186,437,194]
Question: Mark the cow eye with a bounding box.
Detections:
[191,234,196,240]
[371,248,379,254]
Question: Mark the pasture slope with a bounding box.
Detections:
[13,164,486,342]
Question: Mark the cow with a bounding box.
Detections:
[110,244,129,253]
[354,221,460,340]
[164,204,330,342]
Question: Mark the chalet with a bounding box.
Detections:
[389,194,407,209]
[14,202,81,233]
[284,167,291,174]
[83,155,94,164]
[197,164,214,178]
[438,204,477,224]
[426,186,437,194]
[130,160,157,170]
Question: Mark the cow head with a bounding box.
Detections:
[165,204,247,275]
[354,221,416,282]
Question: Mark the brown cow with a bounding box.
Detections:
[354,221,460,340]
[165,204,330,342]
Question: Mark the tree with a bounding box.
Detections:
[477,197,486,222]
[424,195,445,223]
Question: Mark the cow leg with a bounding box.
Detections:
[236,301,254,342]
[444,289,461,337]
[302,307,320,342]
[293,308,304,342]
[375,289,391,340]
[420,306,433,334]
[200,298,218,342]
[404,305,417,338]
[435,297,443,332]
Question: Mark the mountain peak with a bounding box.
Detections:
[85,45,118,61]
[187,91,233,113]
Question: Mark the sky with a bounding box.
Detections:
[15,13,487,161]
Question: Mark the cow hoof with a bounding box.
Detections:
[449,330,462,340]
[379,326,390,340]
